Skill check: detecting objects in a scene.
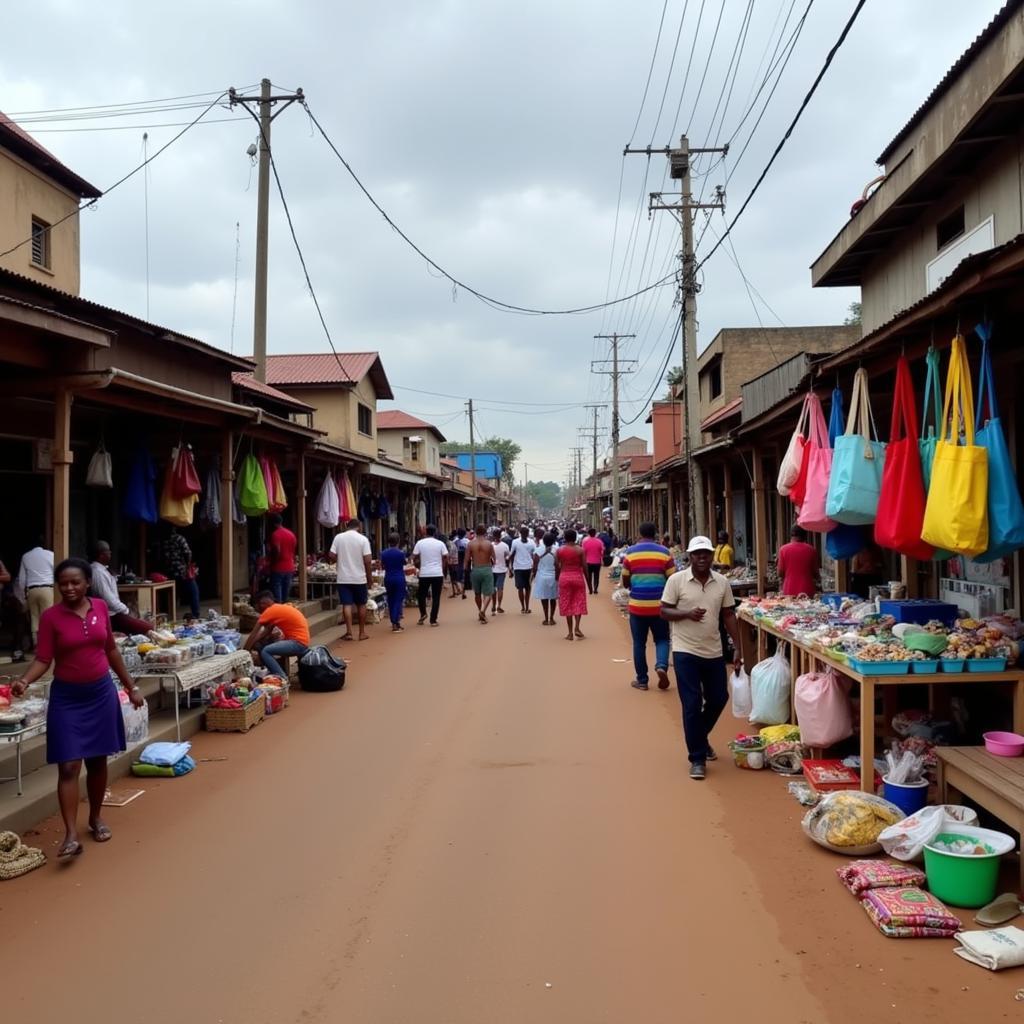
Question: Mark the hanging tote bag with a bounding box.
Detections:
[826,368,885,525]
[170,443,202,498]
[777,395,811,497]
[874,356,933,560]
[824,387,865,560]
[268,459,288,514]
[796,393,836,533]
[159,448,198,526]
[238,453,270,517]
[85,441,113,487]
[973,324,1024,562]
[918,348,954,562]
[316,472,341,528]
[921,334,989,557]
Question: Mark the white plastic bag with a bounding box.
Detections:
[730,668,752,719]
[878,804,979,861]
[611,587,629,607]
[749,651,790,725]
[86,443,113,487]
[121,700,150,748]
[794,669,852,747]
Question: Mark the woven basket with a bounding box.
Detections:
[205,693,265,733]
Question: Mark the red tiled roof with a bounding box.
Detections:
[376,410,447,441]
[232,372,314,411]
[0,112,101,198]
[700,396,743,431]
[263,351,394,399]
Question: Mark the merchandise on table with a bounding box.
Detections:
[802,791,903,854]
[836,859,926,895]
[143,646,193,669]
[860,886,962,938]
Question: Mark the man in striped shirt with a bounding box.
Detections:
[620,521,675,691]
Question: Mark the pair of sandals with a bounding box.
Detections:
[58,822,112,860]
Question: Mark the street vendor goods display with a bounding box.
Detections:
[159,445,201,527]
[794,669,852,747]
[879,805,979,861]
[777,392,812,498]
[826,387,868,560]
[748,651,790,725]
[860,886,962,938]
[795,390,835,533]
[836,860,926,896]
[131,741,196,777]
[827,367,885,526]
[238,452,270,517]
[85,440,113,488]
[802,791,904,854]
[954,926,1024,970]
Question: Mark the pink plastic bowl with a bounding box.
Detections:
[983,731,1024,757]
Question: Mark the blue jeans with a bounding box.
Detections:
[385,578,407,625]
[177,577,200,618]
[260,639,307,678]
[672,652,728,764]
[270,572,293,604]
[629,614,669,685]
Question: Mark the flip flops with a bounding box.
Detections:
[975,892,1024,926]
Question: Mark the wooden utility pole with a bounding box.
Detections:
[592,334,636,534]
[626,136,727,537]
[467,398,478,521]
[229,79,305,382]
[578,405,602,527]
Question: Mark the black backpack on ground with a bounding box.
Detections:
[299,646,347,692]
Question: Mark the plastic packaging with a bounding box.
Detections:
[143,646,194,669]
[749,651,791,725]
[730,668,752,719]
[794,670,852,747]
[802,791,905,854]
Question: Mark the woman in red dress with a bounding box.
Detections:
[555,529,588,641]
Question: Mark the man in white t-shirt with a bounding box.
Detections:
[508,526,536,614]
[490,529,511,615]
[328,519,373,642]
[412,525,449,626]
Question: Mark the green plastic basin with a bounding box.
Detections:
[923,825,1016,908]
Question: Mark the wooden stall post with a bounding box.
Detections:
[220,431,234,614]
[52,388,73,565]
[723,461,733,546]
[752,451,768,595]
[297,454,308,602]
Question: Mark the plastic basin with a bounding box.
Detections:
[968,658,1008,673]
[912,660,940,674]
[941,659,965,673]
[923,825,1016,907]
[883,775,929,816]
[983,731,1024,757]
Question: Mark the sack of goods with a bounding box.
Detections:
[793,670,852,748]
[748,651,791,725]
[299,646,347,693]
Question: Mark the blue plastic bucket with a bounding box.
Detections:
[883,776,929,816]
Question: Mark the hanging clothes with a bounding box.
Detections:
[316,472,341,528]
[358,488,374,522]
[231,476,248,525]
[269,459,287,513]
[340,471,357,521]
[122,445,159,523]
[199,458,222,528]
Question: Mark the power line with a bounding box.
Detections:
[626,0,671,145]
[5,88,249,117]
[24,116,248,134]
[0,91,229,263]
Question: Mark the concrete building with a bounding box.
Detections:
[376,411,446,476]
[0,112,100,295]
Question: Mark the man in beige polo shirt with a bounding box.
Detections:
[661,536,743,781]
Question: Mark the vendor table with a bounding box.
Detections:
[0,720,47,796]
[730,580,759,598]
[737,609,1024,792]
[118,580,177,620]
[133,651,254,742]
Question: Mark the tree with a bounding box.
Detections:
[526,480,562,512]
[844,301,862,326]
[440,436,522,484]
[666,366,684,386]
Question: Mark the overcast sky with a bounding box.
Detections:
[1,1,1001,485]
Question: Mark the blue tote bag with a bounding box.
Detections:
[825,387,865,560]
[826,368,886,525]
[973,323,1024,562]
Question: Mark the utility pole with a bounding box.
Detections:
[466,399,478,522]
[229,79,305,382]
[521,462,527,521]
[579,405,602,527]
[592,334,636,536]
[626,136,727,538]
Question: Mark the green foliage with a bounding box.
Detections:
[526,480,562,512]
[844,301,862,326]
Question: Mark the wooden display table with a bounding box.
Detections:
[118,580,177,620]
[738,609,1024,792]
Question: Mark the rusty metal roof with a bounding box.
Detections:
[376,410,447,441]
[700,396,743,431]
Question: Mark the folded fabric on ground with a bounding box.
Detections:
[138,741,191,766]
[132,755,196,778]
[861,886,961,938]
[837,860,926,896]
[954,927,1024,970]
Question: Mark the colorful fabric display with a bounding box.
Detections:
[860,886,961,938]
[268,458,288,513]
[973,323,1024,562]
[796,392,836,533]
[836,860,926,896]
[825,386,866,560]
[874,356,933,559]
[921,334,989,557]
[827,368,885,526]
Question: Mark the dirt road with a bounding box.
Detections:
[3,593,1019,1022]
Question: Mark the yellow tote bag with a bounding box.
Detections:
[921,334,988,556]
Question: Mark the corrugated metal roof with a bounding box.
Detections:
[376,410,447,441]
[263,351,394,399]
[0,111,101,197]
[700,396,743,431]
[232,372,315,411]
[877,1,1022,165]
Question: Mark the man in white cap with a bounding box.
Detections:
[660,535,743,780]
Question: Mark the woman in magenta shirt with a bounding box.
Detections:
[581,527,606,595]
[13,557,143,860]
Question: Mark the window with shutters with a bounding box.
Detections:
[31,217,51,269]
[357,403,372,437]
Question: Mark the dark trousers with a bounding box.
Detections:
[385,578,407,625]
[673,652,728,765]
[418,576,444,624]
[270,571,293,604]
[177,577,200,618]
[586,563,601,593]
[629,614,670,685]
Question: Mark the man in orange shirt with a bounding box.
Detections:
[244,590,311,678]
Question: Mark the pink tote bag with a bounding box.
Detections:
[796,393,836,533]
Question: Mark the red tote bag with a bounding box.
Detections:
[874,356,933,560]
[170,444,202,498]
[796,393,836,533]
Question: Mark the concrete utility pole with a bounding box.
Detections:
[521,462,527,520]
[579,405,602,527]
[592,334,636,535]
[626,136,726,538]
[229,79,305,382]
[467,399,477,517]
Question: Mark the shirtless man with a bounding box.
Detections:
[466,523,495,624]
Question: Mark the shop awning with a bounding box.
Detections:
[368,462,427,486]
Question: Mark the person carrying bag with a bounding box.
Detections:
[826,367,885,526]
[921,334,989,557]
[973,323,1024,562]
[874,355,933,560]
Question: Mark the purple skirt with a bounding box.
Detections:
[46,674,127,764]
